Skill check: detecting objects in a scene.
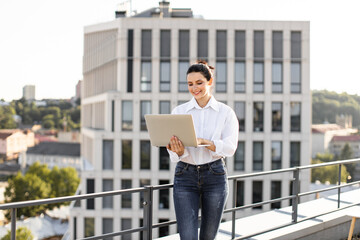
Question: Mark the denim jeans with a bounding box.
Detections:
[173,159,229,240]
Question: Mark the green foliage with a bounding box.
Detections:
[311,159,349,184]
[1,98,81,130]
[4,162,80,219]
[5,172,51,218]
[1,226,34,240]
[0,105,17,129]
[312,90,360,128]
[338,143,356,182]
[314,152,334,162]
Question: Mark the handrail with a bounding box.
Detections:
[2,158,360,240]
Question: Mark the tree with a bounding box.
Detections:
[4,162,80,219]
[339,143,355,182]
[311,159,349,184]
[1,226,34,240]
[4,172,51,218]
[0,106,17,129]
[314,152,334,162]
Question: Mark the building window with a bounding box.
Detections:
[159,147,169,170]
[291,102,301,132]
[291,62,301,93]
[252,181,263,209]
[160,29,170,58]
[102,218,113,238]
[235,61,246,93]
[216,61,227,92]
[159,218,169,237]
[121,179,132,208]
[235,30,246,59]
[178,61,189,92]
[253,62,264,93]
[122,140,132,169]
[253,142,263,171]
[236,181,244,207]
[272,31,283,59]
[160,61,171,92]
[179,30,189,59]
[140,61,151,92]
[271,181,282,209]
[291,31,301,93]
[140,179,150,208]
[234,101,245,131]
[111,100,115,132]
[102,140,113,170]
[272,62,283,93]
[271,141,282,170]
[122,101,133,131]
[254,31,264,59]
[234,141,245,171]
[121,218,132,240]
[84,217,95,237]
[141,29,151,57]
[253,102,264,132]
[197,30,208,61]
[159,101,170,114]
[290,142,301,167]
[140,140,151,170]
[216,30,227,58]
[159,180,169,209]
[102,179,113,209]
[127,29,134,92]
[86,179,94,210]
[272,102,282,132]
[140,101,151,131]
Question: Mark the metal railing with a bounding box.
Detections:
[1,158,360,240]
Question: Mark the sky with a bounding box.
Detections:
[0,0,359,101]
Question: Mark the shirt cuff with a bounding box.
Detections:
[168,149,189,162]
[212,139,223,156]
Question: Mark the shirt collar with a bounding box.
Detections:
[185,96,220,112]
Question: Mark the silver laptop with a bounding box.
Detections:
[144,114,209,147]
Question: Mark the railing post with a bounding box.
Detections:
[232,179,237,239]
[292,168,300,223]
[338,164,342,208]
[11,208,16,240]
[143,186,153,240]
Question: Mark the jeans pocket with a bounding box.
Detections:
[209,161,226,175]
[175,164,186,176]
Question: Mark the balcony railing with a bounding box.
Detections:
[1,158,360,240]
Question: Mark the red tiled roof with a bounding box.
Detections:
[332,135,360,142]
[312,124,344,133]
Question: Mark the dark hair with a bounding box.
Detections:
[186,60,215,81]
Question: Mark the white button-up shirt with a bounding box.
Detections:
[168,96,239,165]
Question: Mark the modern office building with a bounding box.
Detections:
[70,1,311,238]
[22,85,36,101]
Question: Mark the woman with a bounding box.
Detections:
[167,60,239,240]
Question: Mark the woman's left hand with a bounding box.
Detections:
[197,138,216,152]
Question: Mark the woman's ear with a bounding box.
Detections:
[208,78,214,86]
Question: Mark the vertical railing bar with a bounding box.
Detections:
[292,168,300,223]
[232,179,237,239]
[143,186,153,240]
[11,208,16,240]
[338,164,342,208]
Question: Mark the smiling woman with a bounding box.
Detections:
[166,60,239,239]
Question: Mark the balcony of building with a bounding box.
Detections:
[1,158,360,240]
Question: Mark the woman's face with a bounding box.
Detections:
[187,72,213,101]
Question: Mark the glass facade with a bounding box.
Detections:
[253,102,264,132]
[140,140,151,169]
[122,140,132,169]
[234,101,245,131]
[102,179,113,209]
[121,179,132,208]
[140,101,151,131]
[272,102,282,132]
[252,181,263,209]
[271,141,282,170]
[253,142,263,171]
[234,141,245,171]
[291,102,301,131]
[122,101,133,131]
[102,140,113,170]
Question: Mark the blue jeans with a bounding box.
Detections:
[173,159,229,240]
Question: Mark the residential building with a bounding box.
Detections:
[329,135,360,159]
[70,1,311,238]
[0,129,35,161]
[312,124,358,157]
[22,85,35,101]
[21,142,81,171]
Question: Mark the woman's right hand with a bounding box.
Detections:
[166,136,185,157]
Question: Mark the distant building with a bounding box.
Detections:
[22,85,35,101]
[75,80,82,100]
[71,1,311,238]
[311,124,358,157]
[329,135,360,159]
[58,131,81,143]
[0,129,35,161]
[22,142,81,171]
